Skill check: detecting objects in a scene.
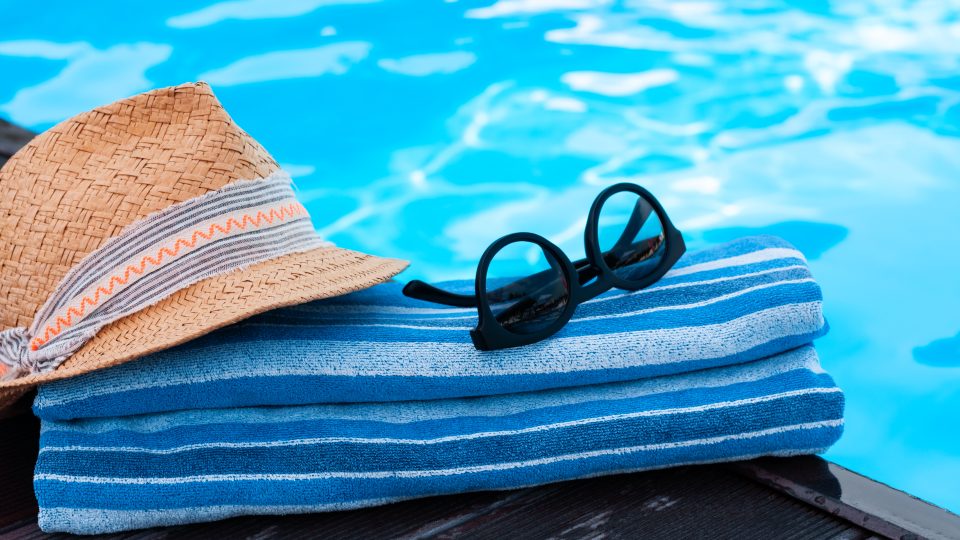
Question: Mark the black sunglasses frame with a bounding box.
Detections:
[402,183,686,351]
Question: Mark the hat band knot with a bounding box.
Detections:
[0,327,31,381]
[2,169,330,382]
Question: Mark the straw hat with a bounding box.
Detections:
[0,82,407,408]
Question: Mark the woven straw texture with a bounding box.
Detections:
[0,82,407,403]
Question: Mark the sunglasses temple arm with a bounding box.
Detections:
[402,280,479,308]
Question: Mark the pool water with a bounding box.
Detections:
[2,0,958,513]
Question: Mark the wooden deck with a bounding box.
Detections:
[2,119,959,539]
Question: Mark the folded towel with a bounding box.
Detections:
[35,345,844,534]
[35,236,827,421]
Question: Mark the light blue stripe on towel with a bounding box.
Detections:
[34,345,844,534]
[34,236,828,421]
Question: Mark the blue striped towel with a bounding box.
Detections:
[35,345,844,534]
[34,236,827,421]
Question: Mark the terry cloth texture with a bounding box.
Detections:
[35,345,844,534]
[34,236,827,421]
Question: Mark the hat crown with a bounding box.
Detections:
[0,83,279,329]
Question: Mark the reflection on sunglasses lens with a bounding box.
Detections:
[597,190,666,283]
[484,241,570,334]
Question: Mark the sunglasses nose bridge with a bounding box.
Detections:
[577,278,610,303]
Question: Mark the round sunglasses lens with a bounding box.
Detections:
[484,240,570,335]
[596,190,666,283]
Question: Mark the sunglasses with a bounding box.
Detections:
[403,183,685,350]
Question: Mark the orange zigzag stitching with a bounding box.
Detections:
[30,202,308,351]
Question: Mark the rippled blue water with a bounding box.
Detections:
[2,0,959,513]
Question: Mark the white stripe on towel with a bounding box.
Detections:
[40,346,824,433]
[247,278,816,328]
[34,419,843,484]
[41,387,841,454]
[36,301,824,408]
[37,446,830,535]
[666,247,805,277]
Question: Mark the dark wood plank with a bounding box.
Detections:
[418,467,876,540]
[0,118,35,162]
[732,457,960,540]
[0,411,39,527]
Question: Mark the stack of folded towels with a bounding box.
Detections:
[32,236,844,534]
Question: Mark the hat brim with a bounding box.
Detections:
[0,245,407,400]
